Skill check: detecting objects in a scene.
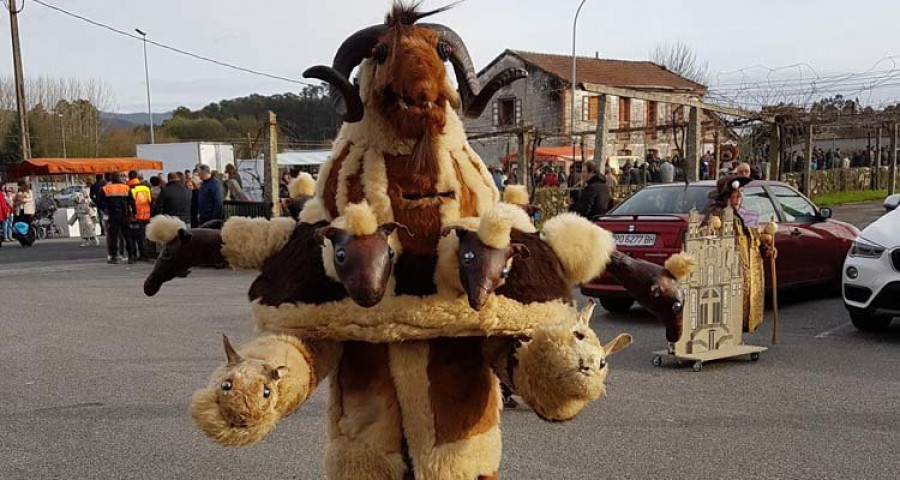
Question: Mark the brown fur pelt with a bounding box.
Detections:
[249,222,348,306]
[495,230,572,304]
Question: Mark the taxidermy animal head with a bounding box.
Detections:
[143,215,222,297]
[516,300,633,421]
[441,207,532,310]
[606,251,696,342]
[212,335,284,429]
[316,203,410,307]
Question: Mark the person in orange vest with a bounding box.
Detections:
[127,170,152,262]
[102,172,137,264]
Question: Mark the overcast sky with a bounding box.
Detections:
[5,0,900,113]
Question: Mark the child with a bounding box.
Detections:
[70,189,99,247]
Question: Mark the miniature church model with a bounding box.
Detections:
[654,207,765,371]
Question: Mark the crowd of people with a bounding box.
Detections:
[87,165,234,264]
[0,180,36,247]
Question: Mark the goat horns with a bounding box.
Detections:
[421,23,527,118]
[305,22,526,123]
[303,25,386,123]
[463,67,528,118]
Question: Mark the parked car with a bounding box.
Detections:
[842,207,900,331]
[55,185,84,208]
[581,180,859,313]
[884,193,899,212]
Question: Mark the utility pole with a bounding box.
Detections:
[135,29,155,143]
[58,113,66,158]
[267,111,281,218]
[9,0,30,160]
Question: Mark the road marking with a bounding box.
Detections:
[815,322,852,338]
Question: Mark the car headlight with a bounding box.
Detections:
[849,237,885,259]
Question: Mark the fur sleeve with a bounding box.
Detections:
[221,217,297,270]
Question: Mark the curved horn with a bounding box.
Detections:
[422,23,527,118]
[463,67,528,118]
[302,25,386,123]
[303,66,365,123]
[419,23,480,106]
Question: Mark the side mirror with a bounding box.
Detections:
[884,194,900,212]
[818,207,833,220]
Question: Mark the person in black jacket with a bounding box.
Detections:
[89,173,108,235]
[197,165,224,225]
[574,161,612,219]
[153,172,193,225]
[102,173,137,264]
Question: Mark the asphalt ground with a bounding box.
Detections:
[0,202,897,479]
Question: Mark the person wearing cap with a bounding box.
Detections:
[702,175,776,333]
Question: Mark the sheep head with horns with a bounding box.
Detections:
[304,2,526,131]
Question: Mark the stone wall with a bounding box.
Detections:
[528,167,897,224]
[780,167,898,197]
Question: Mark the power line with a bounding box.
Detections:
[30,0,315,87]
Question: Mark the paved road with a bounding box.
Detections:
[0,203,897,479]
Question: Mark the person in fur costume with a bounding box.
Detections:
[70,189,99,247]
[139,4,681,479]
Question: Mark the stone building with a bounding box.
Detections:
[465,50,725,168]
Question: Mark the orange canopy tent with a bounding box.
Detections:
[501,146,594,174]
[7,157,164,178]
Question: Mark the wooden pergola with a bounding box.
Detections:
[580,82,774,182]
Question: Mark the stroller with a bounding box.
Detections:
[32,198,61,240]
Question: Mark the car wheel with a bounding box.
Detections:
[599,299,635,313]
[848,308,892,332]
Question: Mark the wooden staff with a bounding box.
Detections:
[762,220,779,345]
[770,252,779,345]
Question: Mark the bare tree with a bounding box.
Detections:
[650,41,709,85]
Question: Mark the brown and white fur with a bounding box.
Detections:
[185,4,629,479]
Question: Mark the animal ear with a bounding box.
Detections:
[380,222,413,238]
[222,334,243,366]
[314,226,340,246]
[577,299,596,327]
[269,365,287,381]
[440,226,467,238]
[509,243,531,260]
[603,333,633,356]
[178,229,192,244]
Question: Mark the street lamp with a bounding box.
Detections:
[572,0,589,173]
[57,113,66,158]
[135,28,155,144]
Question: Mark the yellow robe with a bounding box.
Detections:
[705,206,766,332]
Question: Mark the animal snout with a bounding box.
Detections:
[347,285,386,308]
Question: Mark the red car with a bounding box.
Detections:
[581,180,859,312]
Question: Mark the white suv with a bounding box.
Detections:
[842,206,900,331]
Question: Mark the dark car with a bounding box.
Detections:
[581,180,859,312]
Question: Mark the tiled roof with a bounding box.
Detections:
[507,50,707,94]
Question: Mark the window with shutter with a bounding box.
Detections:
[585,96,600,121]
[618,97,631,129]
[646,101,658,140]
[516,98,522,126]
[498,97,516,128]
[492,101,499,127]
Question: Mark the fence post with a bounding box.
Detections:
[769,123,781,180]
[804,124,814,197]
[267,111,281,218]
[592,94,610,171]
[874,126,882,190]
[890,122,898,195]
[685,106,702,182]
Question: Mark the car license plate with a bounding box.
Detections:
[614,233,657,247]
